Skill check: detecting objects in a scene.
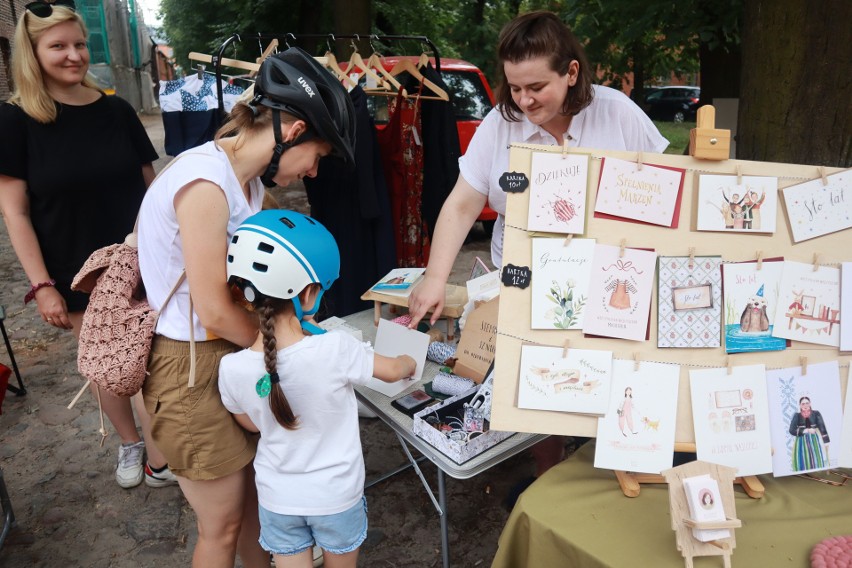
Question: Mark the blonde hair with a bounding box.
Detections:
[10,6,102,123]
[214,100,298,152]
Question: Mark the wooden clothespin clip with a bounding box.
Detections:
[562,133,570,159]
[726,357,733,375]
[619,239,627,258]
[813,253,821,272]
[633,352,641,372]
[636,150,644,171]
[800,356,808,376]
[756,250,764,270]
[689,105,731,161]
[562,338,570,359]
[819,166,829,186]
[736,164,743,185]
[563,233,573,247]
[688,247,696,270]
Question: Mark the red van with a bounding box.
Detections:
[359,56,499,232]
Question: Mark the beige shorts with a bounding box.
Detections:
[143,336,256,481]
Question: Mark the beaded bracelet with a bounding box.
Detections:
[24,279,56,305]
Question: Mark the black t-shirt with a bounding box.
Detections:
[0,95,158,310]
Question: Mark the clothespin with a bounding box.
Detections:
[800,356,808,376]
[636,150,644,172]
[726,357,733,375]
[813,253,821,272]
[819,166,829,186]
[736,164,743,185]
[633,352,641,372]
[688,247,696,270]
[619,239,627,258]
[562,133,570,159]
[756,250,764,271]
[562,338,570,359]
[563,233,573,247]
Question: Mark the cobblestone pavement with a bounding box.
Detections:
[0,110,533,567]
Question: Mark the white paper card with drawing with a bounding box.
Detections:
[781,169,852,242]
[771,261,841,347]
[658,255,722,348]
[594,156,685,227]
[689,364,773,476]
[530,237,595,330]
[720,259,787,354]
[594,359,680,474]
[517,345,612,415]
[527,152,589,234]
[766,361,843,477]
[695,174,778,234]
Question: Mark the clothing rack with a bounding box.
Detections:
[208,33,443,120]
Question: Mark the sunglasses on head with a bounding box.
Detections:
[25,0,76,18]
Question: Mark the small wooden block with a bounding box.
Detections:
[690,105,731,161]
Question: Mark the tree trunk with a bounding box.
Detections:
[738,0,851,166]
[333,0,371,54]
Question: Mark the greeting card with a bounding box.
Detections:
[781,169,852,242]
[695,174,778,234]
[689,364,773,476]
[530,238,595,329]
[840,375,852,468]
[517,345,612,415]
[527,152,589,234]
[594,360,680,474]
[370,268,426,297]
[683,474,731,542]
[594,157,685,227]
[771,261,841,347]
[658,256,722,348]
[841,263,852,351]
[720,260,787,354]
[766,361,843,477]
[582,244,657,341]
[362,319,429,397]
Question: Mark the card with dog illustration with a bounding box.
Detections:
[841,263,852,351]
[582,244,657,341]
[594,359,680,473]
[658,256,722,348]
[766,361,843,477]
[771,261,841,347]
[689,364,773,476]
[721,259,787,353]
[781,169,852,242]
[530,238,595,329]
[517,345,612,415]
[695,174,778,234]
[527,152,590,234]
[593,157,685,227]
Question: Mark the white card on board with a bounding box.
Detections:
[771,261,841,347]
[782,170,852,242]
[527,152,589,234]
[517,345,612,415]
[530,238,595,329]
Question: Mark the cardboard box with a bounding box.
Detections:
[413,387,515,464]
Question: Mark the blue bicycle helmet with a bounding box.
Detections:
[227,209,340,334]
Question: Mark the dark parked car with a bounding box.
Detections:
[643,86,700,123]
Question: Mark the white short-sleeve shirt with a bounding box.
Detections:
[459,84,669,267]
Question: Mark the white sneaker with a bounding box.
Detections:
[115,441,145,488]
[144,462,179,487]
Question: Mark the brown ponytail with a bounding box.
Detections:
[258,299,299,430]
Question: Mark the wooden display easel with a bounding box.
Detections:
[661,461,742,568]
[361,284,467,340]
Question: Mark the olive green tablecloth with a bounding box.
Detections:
[493,442,851,567]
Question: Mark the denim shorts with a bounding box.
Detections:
[258,496,368,556]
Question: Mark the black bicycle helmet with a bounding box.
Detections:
[251,47,356,186]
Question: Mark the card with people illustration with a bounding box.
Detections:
[771,261,841,347]
[781,169,852,243]
[581,244,657,341]
[516,345,612,415]
[527,151,590,234]
[658,255,722,348]
[720,259,788,354]
[695,174,778,234]
[765,361,843,477]
[530,237,595,330]
[594,359,680,474]
[593,157,685,227]
[689,364,773,476]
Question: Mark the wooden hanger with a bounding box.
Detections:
[250,39,278,78]
[346,40,388,91]
[366,52,406,94]
[188,51,329,75]
[324,51,358,89]
[389,58,449,101]
[417,51,431,69]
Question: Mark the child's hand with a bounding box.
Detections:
[399,355,417,379]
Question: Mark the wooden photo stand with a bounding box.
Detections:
[661,461,742,568]
[361,284,467,340]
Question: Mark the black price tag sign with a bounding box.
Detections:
[499,171,529,193]
[501,264,531,289]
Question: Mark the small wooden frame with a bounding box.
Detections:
[614,443,765,499]
[360,284,467,340]
[690,106,731,161]
[661,461,742,568]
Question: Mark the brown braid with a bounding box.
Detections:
[258,299,299,430]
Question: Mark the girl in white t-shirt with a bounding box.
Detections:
[219,210,416,568]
